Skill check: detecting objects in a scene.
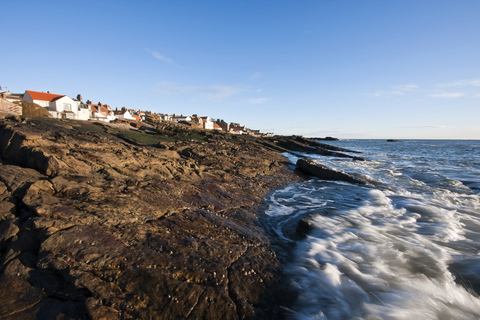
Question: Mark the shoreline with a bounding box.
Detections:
[0,116,302,319]
[0,116,361,319]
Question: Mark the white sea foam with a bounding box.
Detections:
[265,140,480,319]
[284,189,480,319]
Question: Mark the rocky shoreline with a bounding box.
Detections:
[0,116,361,319]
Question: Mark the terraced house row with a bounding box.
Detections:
[0,89,272,136]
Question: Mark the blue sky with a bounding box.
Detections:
[1,0,479,139]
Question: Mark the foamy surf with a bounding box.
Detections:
[264,140,480,319]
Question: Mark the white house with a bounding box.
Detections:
[113,109,135,120]
[201,116,214,130]
[50,95,78,119]
[23,90,83,119]
[76,103,91,121]
[172,115,191,123]
[89,103,116,122]
[230,125,246,134]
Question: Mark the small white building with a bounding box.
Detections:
[172,115,191,123]
[201,116,214,130]
[161,114,172,121]
[113,109,135,120]
[89,103,115,122]
[230,125,246,134]
[23,90,84,120]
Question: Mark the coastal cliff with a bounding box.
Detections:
[0,116,305,319]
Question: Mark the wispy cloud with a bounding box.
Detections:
[154,82,242,102]
[437,78,480,88]
[401,125,448,129]
[250,72,262,80]
[146,49,173,64]
[246,97,268,105]
[372,84,418,97]
[429,92,465,98]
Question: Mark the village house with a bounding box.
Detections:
[0,91,23,103]
[172,114,191,123]
[4,88,265,135]
[230,124,246,134]
[160,114,172,121]
[88,102,115,122]
[215,119,229,132]
[113,109,135,121]
[23,90,90,120]
[201,116,214,130]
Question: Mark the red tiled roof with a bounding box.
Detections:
[132,115,141,121]
[25,90,63,102]
[91,104,111,114]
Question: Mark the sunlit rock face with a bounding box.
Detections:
[0,117,301,319]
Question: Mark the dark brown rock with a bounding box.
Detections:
[0,117,300,319]
[296,158,366,185]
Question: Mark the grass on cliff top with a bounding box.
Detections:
[76,121,209,146]
[16,101,51,117]
[117,129,209,144]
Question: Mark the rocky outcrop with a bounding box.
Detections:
[296,158,366,185]
[0,117,300,319]
[263,135,366,161]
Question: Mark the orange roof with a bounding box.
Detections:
[132,115,142,121]
[25,90,63,102]
[91,104,111,114]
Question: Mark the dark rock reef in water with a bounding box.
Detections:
[0,117,304,319]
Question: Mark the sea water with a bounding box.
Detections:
[263,140,480,319]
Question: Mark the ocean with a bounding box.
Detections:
[262,140,480,320]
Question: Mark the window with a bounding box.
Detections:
[63,103,71,111]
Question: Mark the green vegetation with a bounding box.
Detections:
[16,101,51,117]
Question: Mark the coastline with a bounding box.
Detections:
[1,116,305,319]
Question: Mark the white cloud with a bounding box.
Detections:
[437,78,480,87]
[372,84,418,97]
[154,82,242,102]
[146,49,173,64]
[390,84,419,94]
[250,72,262,80]
[429,92,465,98]
[246,97,268,105]
[401,125,448,129]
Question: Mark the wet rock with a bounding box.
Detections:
[296,158,366,185]
[296,217,314,238]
